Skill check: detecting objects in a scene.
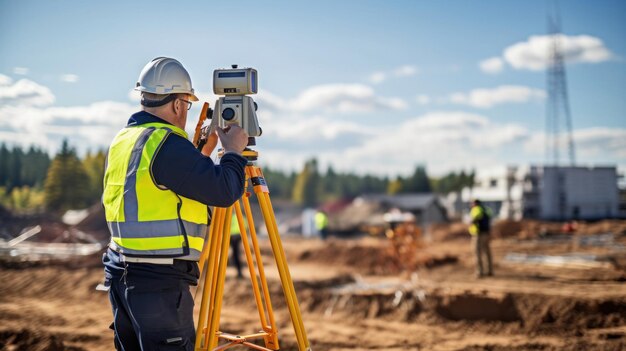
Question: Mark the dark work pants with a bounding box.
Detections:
[320,228,328,240]
[230,235,243,277]
[108,267,196,351]
[472,232,493,276]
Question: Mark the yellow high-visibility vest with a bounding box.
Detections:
[315,212,328,230]
[103,122,208,260]
[469,205,491,236]
[230,213,248,236]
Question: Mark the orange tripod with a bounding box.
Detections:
[193,103,311,351]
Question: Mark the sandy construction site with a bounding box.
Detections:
[1,220,626,351]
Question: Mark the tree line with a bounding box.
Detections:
[0,141,105,213]
[0,142,474,213]
[264,158,475,207]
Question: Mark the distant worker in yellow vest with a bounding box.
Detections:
[230,213,248,279]
[315,210,329,240]
[101,57,249,351]
[469,199,494,278]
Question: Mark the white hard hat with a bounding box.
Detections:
[135,57,199,101]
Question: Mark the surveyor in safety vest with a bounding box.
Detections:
[101,57,249,351]
[315,210,329,240]
[469,199,494,278]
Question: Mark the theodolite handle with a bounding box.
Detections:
[194,102,220,156]
[193,102,210,148]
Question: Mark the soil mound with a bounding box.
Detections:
[0,329,84,351]
[431,219,626,242]
[296,240,458,275]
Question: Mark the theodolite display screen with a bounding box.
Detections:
[218,72,246,78]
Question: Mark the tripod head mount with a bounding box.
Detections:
[216,147,259,164]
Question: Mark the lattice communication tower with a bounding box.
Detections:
[545,8,576,166]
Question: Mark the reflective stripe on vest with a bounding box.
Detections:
[103,122,208,260]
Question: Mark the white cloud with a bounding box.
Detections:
[524,127,626,161]
[0,74,13,86]
[484,34,614,72]
[416,94,430,105]
[0,78,55,106]
[0,101,136,154]
[256,84,407,114]
[13,67,29,75]
[448,85,546,108]
[291,84,407,113]
[257,110,533,176]
[45,102,136,125]
[368,72,386,84]
[367,64,417,84]
[479,57,504,74]
[256,89,287,112]
[0,77,138,153]
[393,65,418,77]
[60,74,79,83]
[572,128,626,158]
[262,114,375,142]
[322,111,530,176]
[408,111,489,130]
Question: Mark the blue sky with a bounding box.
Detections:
[1,0,625,177]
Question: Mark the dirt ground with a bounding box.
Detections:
[1,221,626,350]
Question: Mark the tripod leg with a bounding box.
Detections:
[239,194,279,349]
[196,206,227,350]
[207,206,234,350]
[259,193,309,350]
[250,166,310,351]
[195,162,311,351]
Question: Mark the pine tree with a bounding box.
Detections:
[401,166,431,193]
[83,149,107,203]
[44,140,91,212]
[0,143,8,187]
[292,158,320,206]
[322,166,337,197]
[8,146,23,190]
[431,169,476,194]
[22,146,51,187]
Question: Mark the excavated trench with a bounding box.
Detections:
[2,227,626,351]
[272,277,624,337]
[2,270,626,350]
[218,274,626,336]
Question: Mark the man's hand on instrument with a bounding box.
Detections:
[217,125,249,154]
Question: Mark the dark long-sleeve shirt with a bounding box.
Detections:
[128,111,247,207]
[103,111,247,284]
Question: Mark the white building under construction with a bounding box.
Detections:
[454,165,621,221]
